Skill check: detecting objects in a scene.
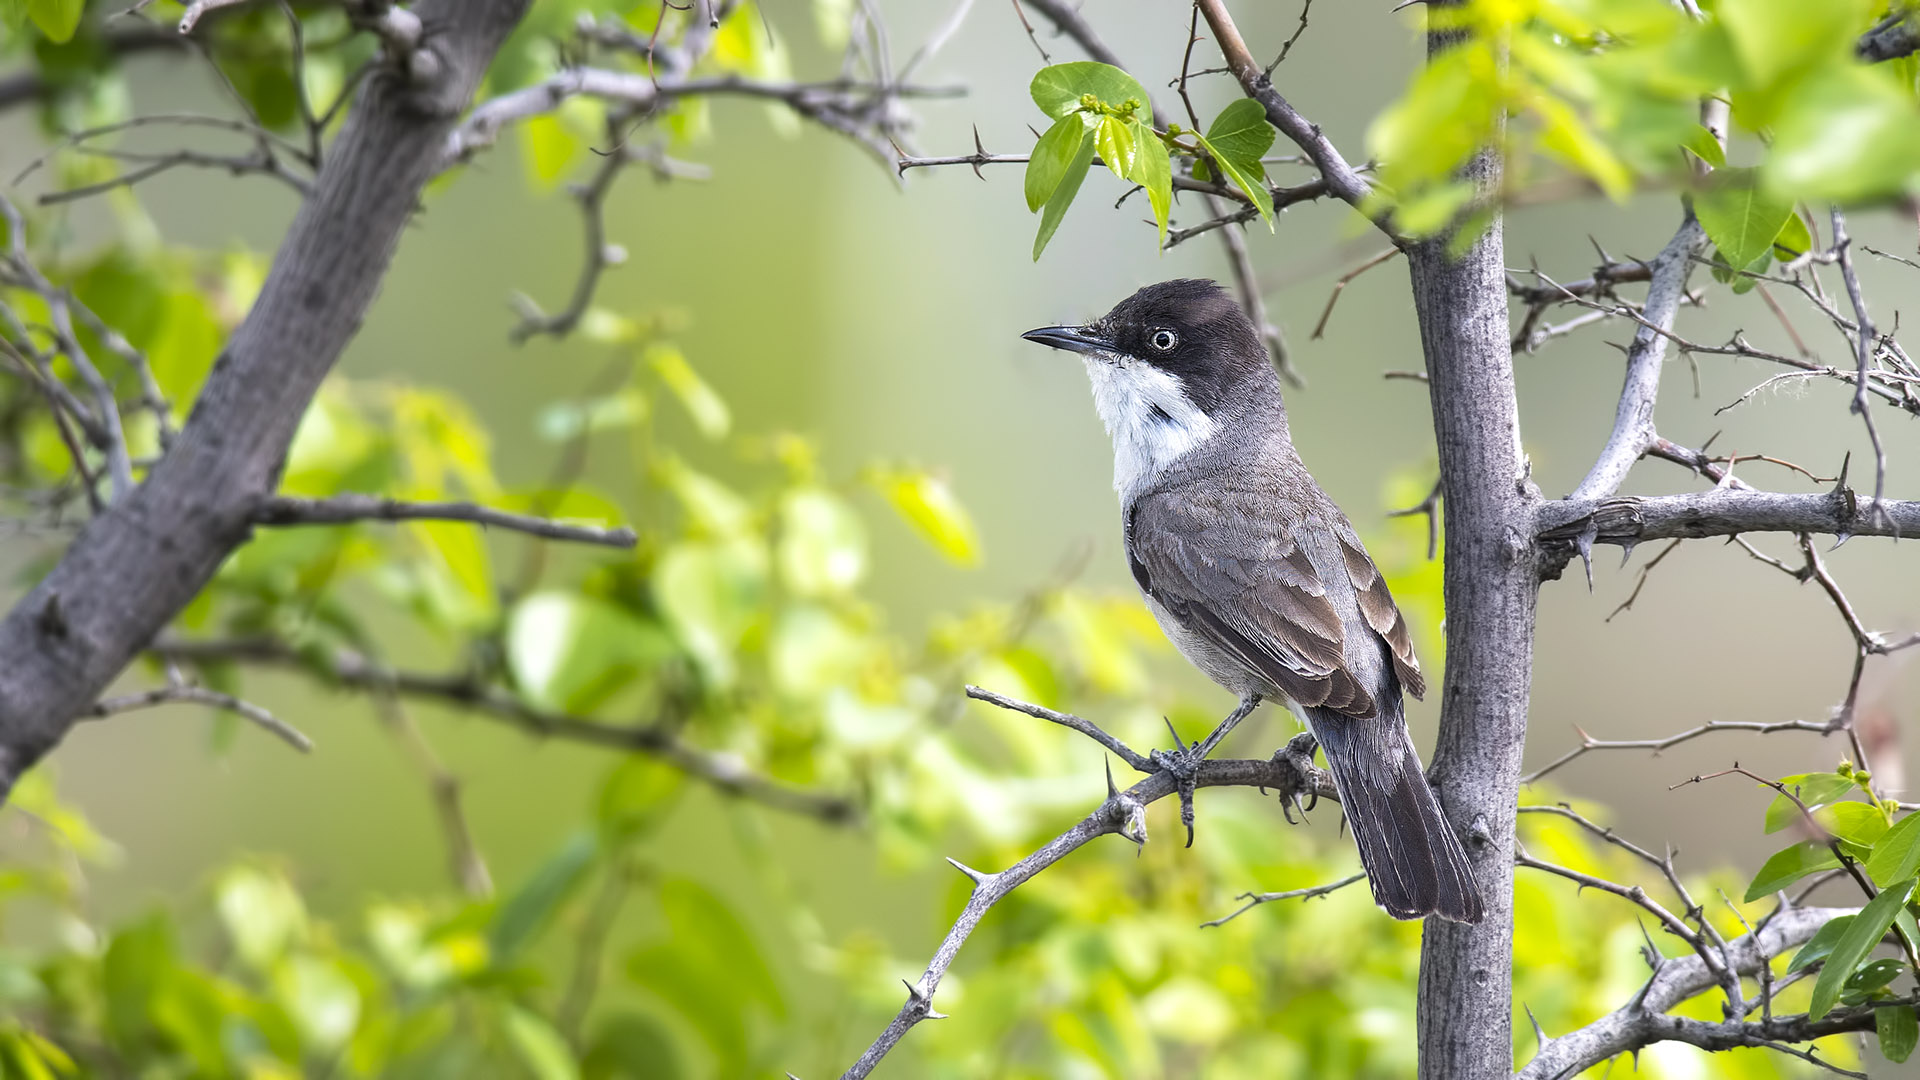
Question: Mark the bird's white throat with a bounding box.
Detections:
[1081,355,1216,503]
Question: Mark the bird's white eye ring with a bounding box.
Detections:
[1149,329,1178,352]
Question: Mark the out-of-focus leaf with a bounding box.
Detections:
[654,538,770,687]
[1694,167,1792,271]
[503,1005,580,1080]
[1810,877,1913,1019]
[1744,841,1841,901]
[778,487,867,595]
[273,955,360,1051]
[26,0,84,43]
[770,604,867,698]
[103,913,178,1047]
[597,758,684,841]
[216,866,308,970]
[868,467,981,566]
[507,591,673,713]
[490,832,597,962]
[1766,66,1920,202]
[1033,124,1096,261]
[647,343,729,440]
[521,113,582,189]
[583,1011,683,1080]
[1680,124,1726,168]
[626,878,783,1067]
[1029,61,1150,120]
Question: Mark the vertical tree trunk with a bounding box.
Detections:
[1408,22,1537,1078]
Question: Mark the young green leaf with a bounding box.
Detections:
[1129,122,1174,249]
[491,832,598,962]
[1694,167,1794,271]
[1095,115,1137,182]
[1680,124,1726,169]
[1817,801,1890,849]
[1026,114,1090,213]
[503,1006,582,1080]
[1196,133,1274,228]
[1810,877,1914,1020]
[1029,61,1151,121]
[25,0,82,43]
[1787,914,1855,974]
[1867,811,1920,886]
[1744,841,1842,901]
[1764,771,1857,833]
[1773,209,1813,259]
[869,467,982,565]
[1882,1004,1920,1064]
[1033,125,1097,261]
[1205,99,1277,175]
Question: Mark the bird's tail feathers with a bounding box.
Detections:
[1307,707,1483,924]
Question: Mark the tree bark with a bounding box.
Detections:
[0,0,531,796]
[1408,26,1536,1080]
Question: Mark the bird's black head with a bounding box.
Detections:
[1021,279,1269,414]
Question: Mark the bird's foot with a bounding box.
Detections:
[1148,696,1263,848]
[1267,732,1325,826]
[1148,721,1203,848]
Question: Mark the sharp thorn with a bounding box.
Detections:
[1105,756,1119,798]
[1163,716,1188,752]
[944,856,992,886]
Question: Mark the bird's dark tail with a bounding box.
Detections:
[1305,705,1483,924]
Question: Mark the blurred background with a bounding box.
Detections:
[3,0,1919,1076]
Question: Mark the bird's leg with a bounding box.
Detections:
[1271,730,1321,825]
[1149,694,1262,847]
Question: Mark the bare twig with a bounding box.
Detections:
[1311,247,1400,340]
[254,493,638,548]
[1199,871,1365,927]
[87,683,313,753]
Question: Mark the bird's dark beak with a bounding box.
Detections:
[1021,325,1113,356]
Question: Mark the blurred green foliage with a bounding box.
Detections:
[2,1,1918,1077]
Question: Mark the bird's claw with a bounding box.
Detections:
[1270,732,1322,825]
[1151,717,1203,847]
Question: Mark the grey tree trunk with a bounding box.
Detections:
[0,0,531,793]
[1406,20,1537,1071]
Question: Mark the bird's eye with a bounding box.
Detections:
[1149,329,1179,352]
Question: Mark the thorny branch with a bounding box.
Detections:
[834,687,1336,1079]
[254,493,639,548]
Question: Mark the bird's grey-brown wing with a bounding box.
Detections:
[1332,517,1426,700]
[1127,488,1375,715]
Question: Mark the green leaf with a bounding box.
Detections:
[869,467,981,565]
[1788,915,1854,974]
[647,343,730,440]
[272,955,361,1052]
[1745,841,1841,901]
[1033,125,1096,260]
[491,832,598,962]
[504,1005,581,1080]
[506,592,672,714]
[1681,124,1726,168]
[1029,61,1150,121]
[216,866,308,970]
[1846,957,1904,994]
[1764,771,1856,832]
[778,487,868,596]
[653,537,770,688]
[1129,122,1173,249]
[1881,1004,1920,1064]
[1694,167,1794,271]
[26,0,84,43]
[584,1011,683,1080]
[1095,115,1136,183]
[597,757,684,841]
[1870,813,1920,887]
[1767,66,1920,202]
[1026,114,1090,213]
[1773,210,1813,259]
[1819,801,1890,848]
[1810,877,1914,1020]
[1197,133,1274,228]
[1205,98,1277,172]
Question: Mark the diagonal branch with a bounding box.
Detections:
[1568,215,1705,500]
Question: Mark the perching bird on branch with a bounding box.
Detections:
[1023,279,1482,923]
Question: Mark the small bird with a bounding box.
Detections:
[1022,279,1482,923]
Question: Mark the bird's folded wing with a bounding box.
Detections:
[1333,519,1426,700]
[1128,491,1375,715]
